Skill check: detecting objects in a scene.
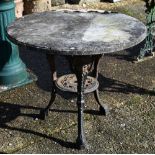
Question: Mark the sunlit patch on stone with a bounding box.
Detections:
[82,16,132,42]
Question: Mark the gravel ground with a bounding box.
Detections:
[1,0,155,153]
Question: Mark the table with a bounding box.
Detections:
[7,10,147,149]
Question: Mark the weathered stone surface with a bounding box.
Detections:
[80,0,100,3]
[101,0,122,2]
[7,10,146,55]
[15,0,24,18]
[23,0,65,14]
[51,0,65,6]
[23,0,51,14]
[109,0,122,2]
[66,0,100,4]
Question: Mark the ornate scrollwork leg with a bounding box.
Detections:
[93,55,109,115]
[40,54,57,120]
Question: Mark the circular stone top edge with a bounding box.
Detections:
[7,9,147,56]
[50,9,117,14]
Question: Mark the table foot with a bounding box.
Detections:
[76,136,89,150]
[94,89,109,115]
[39,109,48,120]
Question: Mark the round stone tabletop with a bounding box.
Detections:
[7,10,147,55]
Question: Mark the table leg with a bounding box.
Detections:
[68,56,93,149]
[40,54,57,120]
[93,55,109,115]
[75,66,89,149]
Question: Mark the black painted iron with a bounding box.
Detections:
[68,56,101,149]
[40,54,57,120]
[137,0,155,60]
[55,74,99,93]
[93,55,109,115]
[39,54,107,148]
[72,57,88,149]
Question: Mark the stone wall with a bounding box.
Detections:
[15,0,122,17]
[66,0,100,4]
[15,0,24,18]
[23,0,101,15]
[51,0,65,6]
[23,0,52,14]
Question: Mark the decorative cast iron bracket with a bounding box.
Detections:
[137,0,155,60]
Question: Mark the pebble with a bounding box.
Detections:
[120,123,126,127]
[70,47,75,50]
[71,99,74,103]
[35,118,39,121]
[9,131,12,135]
[82,3,87,7]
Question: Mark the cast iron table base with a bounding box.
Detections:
[40,54,108,149]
